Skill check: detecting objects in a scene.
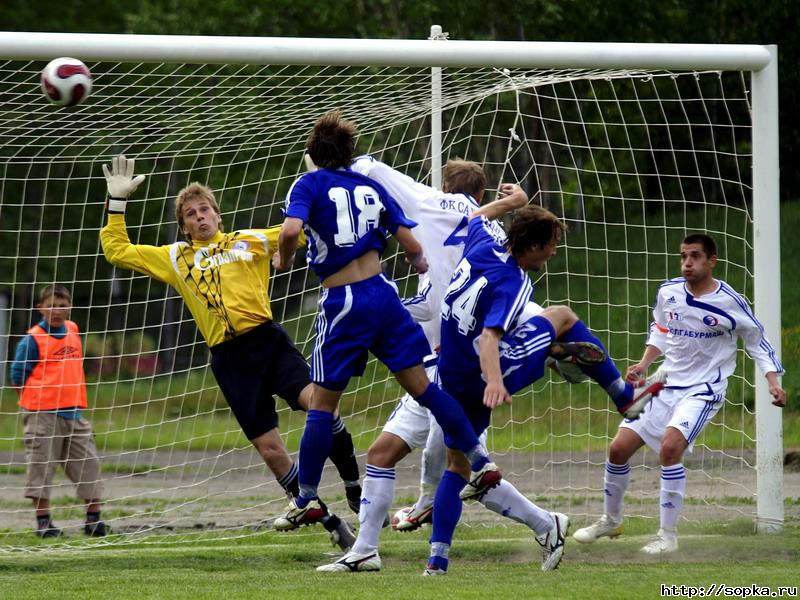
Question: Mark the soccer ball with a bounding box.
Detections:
[40,57,92,107]
[390,506,413,530]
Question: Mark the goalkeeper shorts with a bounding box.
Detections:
[210,320,310,440]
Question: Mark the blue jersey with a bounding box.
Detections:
[438,216,533,392]
[284,168,416,281]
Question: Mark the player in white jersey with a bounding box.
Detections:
[573,233,786,554]
[317,157,569,573]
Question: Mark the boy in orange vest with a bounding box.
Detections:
[9,284,107,537]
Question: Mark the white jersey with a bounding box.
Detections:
[647,277,783,389]
[351,155,479,349]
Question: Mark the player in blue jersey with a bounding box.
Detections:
[573,233,785,554]
[316,157,573,574]
[274,110,502,532]
[424,204,666,576]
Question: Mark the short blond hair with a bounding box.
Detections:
[442,159,486,198]
[174,182,223,241]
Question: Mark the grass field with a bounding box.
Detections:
[0,519,797,600]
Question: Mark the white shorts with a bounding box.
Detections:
[383,394,435,450]
[619,382,726,452]
[383,363,438,449]
[382,363,488,451]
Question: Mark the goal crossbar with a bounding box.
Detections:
[0,31,773,70]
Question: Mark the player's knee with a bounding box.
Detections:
[543,304,579,333]
[608,440,634,464]
[367,434,408,468]
[659,443,684,465]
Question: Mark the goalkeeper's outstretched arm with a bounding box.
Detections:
[100,155,174,283]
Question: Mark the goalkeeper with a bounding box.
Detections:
[99,156,359,551]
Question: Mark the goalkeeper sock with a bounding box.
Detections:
[480,480,553,536]
[277,462,300,498]
[297,410,334,505]
[430,470,466,548]
[415,383,483,464]
[352,465,395,555]
[560,320,632,411]
[329,416,360,483]
[603,462,630,522]
[86,511,101,523]
[659,464,685,532]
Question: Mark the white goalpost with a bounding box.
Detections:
[0,30,782,552]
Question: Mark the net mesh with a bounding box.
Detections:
[0,57,757,551]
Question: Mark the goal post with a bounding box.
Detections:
[0,31,783,549]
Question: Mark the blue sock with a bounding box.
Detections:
[430,470,467,549]
[415,383,482,457]
[297,409,334,505]
[560,320,633,411]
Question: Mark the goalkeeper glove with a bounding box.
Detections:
[102,154,146,213]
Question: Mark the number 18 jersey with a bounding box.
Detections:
[284,167,415,282]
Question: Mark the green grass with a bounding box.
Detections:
[0,520,797,600]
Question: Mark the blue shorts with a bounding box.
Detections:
[311,273,431,391]
[439,315,555,440]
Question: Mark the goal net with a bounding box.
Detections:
[0,33,781,551]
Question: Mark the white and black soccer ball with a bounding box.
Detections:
[391,506,413,530]
[40,57,92,107]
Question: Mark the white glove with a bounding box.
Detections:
[102,154,146,213]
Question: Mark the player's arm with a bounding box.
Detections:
[276,217,304,271]
[351,155,434,212]
[393,225,428,274]
[8,334,38,390]
[625,344,664,384]
[733,296,786,407]
[100,156,174,282]
[627,287,668,383]
[478,326,511,408]
[469,183,528,221]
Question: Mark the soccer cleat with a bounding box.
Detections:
[317,550,382,572]
[273,498,328,531]
[536,512,569,571]
[620,366,668,420]
[35,525,63,538]
[549,341,606,365]
[392,504,433,531]
[640,528,678,554]
[460,462,503,501]
[345,484,363,515]
[546,357,589,384]
[572,514,623,543]
[329,519,356,553]
[84,521,109,537]
[423,565,446,576]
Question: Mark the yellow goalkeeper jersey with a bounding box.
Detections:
[101,214,304,347]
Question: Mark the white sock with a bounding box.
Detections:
[480,479,554,536]
[418,418,446,508]
[352,465,395,554]
[659,464,685,533]
[604,462,630,522]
